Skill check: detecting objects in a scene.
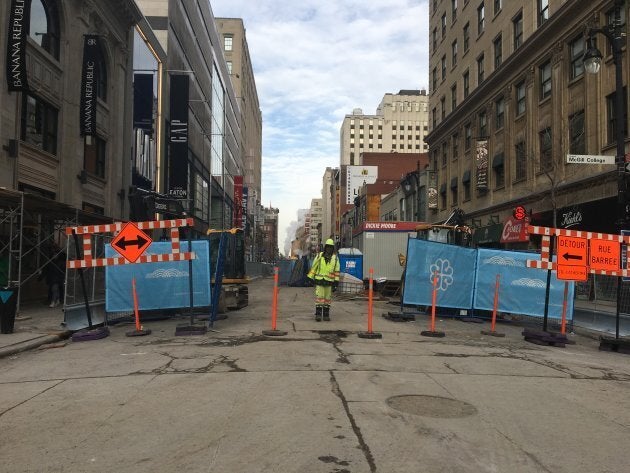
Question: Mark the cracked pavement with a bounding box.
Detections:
[1,277,630,472]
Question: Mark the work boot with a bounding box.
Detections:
[315,306,322,322]
[323,307,330,321]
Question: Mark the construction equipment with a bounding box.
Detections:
[206,228,249,312]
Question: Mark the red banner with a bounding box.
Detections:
[500,216,529,243]
[234,176,243,228]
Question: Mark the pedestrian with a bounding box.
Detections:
[38,251,66,308]
[307,238,340,322]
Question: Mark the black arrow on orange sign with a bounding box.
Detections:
[562,252,582,261]
[114,235,149,250]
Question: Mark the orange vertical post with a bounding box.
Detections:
[271,266,279,330]
[491,274,500,332]
[430,271,438,332]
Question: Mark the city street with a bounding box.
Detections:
[1,278,630,473]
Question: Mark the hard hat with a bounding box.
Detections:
[325,238,334,246]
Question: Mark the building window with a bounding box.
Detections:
[451,181,458,206]
[495,96,504,129]
[539,60,551,99]
[464,123,472,149]
[493,34,502,69]
[607,88,628,144]
[515,81,526,115]
[96,43,107,101]
[464,178,471,201]
[493,0,502,15]
[477,54,485,84]
[493,154,505,188]
[539,127,552,172]
[451,84,457,110]
[478,111,487,137]
[441,55,447,81]
[569,36,584,80]
[463,70,470,98]
[21,93,58,155]
[442,142,448,166]
[452,133,459,159]
[463,22,470,52]
[515,141,527,181]
[224,34,233,51]
[477,2,485,35]
[194,174,209,222]
[569,110,585,155]
[452,0,458,21]
[432,107,437,128]
[441,96,446,120]
[226,61,232,74]
[452,40,458,66]
[84,136,106,178]
[538,0,549,27]
[432,67,438,91]
[432,27,438,51]
[513,11,523,50]
[440,187,447,210]
[29,0,61,59]
[441,13,447,38]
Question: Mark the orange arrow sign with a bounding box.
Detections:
[111,222,152,263]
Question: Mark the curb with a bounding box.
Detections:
[0,331,72,358]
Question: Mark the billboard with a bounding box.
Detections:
[345,165,378,204]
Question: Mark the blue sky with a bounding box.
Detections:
[210,0,429,255]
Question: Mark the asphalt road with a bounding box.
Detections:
[1,278,630,472]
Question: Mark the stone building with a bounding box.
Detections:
[426,0,629,247]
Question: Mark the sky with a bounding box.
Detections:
[210,0,430,256]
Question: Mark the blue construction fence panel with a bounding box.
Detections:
[339,254,363,280]
[403,238,477,309]
[474,249,574,319]
[402,239,575,319]
[105,240,211,312]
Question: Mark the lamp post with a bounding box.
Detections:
[583,0,627,342]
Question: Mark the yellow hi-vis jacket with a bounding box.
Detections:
[308,252,340,284]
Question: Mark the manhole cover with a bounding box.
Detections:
[386,395,477,418]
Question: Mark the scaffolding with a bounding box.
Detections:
[0,189,111,314]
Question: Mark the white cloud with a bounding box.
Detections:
[211,0,429,255]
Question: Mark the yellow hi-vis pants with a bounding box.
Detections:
[315,283,332,307]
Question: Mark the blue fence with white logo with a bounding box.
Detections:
[105,241,211,312]
[404,239,477,309]
[473,249,574,319]
[403,239,574,319]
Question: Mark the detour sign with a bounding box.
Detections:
[589,239,620,271]
[557,236,587,266]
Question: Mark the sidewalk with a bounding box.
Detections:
[0,301,71,358]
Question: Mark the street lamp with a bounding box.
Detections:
[583,0,627,343]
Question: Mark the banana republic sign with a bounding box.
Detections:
[80,35,100,136]
[5,0,32,91]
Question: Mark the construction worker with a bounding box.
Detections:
[307,238,340,321]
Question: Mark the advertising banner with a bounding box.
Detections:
[473,249,574,319]
[345,165,378,204]
[403,238,477,309]
[242,187,249,231]
[5,0,31,91]
[80,35,100,136]
[133,73,154,130]
[105,241,210,311]
[168,74,189,198]
[476,139,488,190]
[234,175,243,229]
